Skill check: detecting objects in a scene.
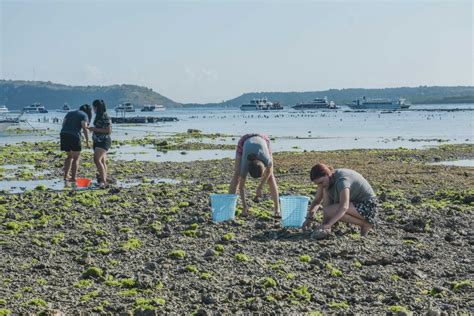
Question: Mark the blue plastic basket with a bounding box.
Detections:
[210,194,239,222]
[280,195,310,228]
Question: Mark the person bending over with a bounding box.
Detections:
[303,163,378,236]
[229,133,280,217]
[60,104,92,182]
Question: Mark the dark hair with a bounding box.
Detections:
[92,99,107,125]
[248,156,265,179]
[79,104,92,123]
[310,163,333,181]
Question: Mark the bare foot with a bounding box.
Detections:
[361,223,373,236]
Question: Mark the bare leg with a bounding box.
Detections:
[70,151,81,181]
[321,203,372,235]
[229,154,242,194]
[64,152,73,180]
[267,174,280,216]
[94,148,107,185]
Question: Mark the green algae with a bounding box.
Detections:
[169,249,186,259]
[82,267,104,279]
[235,253,250,262]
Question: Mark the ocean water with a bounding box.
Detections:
[1,104,473,154]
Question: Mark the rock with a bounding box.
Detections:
[201,293,217,305]
[248,297,263,311]
[135,310,158,316]
[193,308,209,316]
[202,183,214,191]
[136,274,155,289]
[187,129,202,134]
[410,195,422,204]
[311,230,331,240]
[204,249,218,257]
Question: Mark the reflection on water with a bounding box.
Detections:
[430,160,474,167]
[0,177,180,194]
[112,145,235,162]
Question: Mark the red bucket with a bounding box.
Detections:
[76,178,92,187]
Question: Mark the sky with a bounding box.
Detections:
[1,0,473,103]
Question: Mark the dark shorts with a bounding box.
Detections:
[93,138,111,151]
[60,133,81,152]
[353,197,379,225]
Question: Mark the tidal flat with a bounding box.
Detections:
[0,141,473,315]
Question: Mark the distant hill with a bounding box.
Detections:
[0,80,182,110]
[1,80,473,111]
[186,86,474,107]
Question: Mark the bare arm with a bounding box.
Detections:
[325,188,350,228]
[81,121,89,145]
[239,176,248,214]
[302,186,324,228]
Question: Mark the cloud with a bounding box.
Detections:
[83,64,104,82]
[184,66,219,82]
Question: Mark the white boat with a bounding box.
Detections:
[347,97,410,110]
[141,104,165,112]
[0,105,9,113]
[57,103,71,112]
[240,98,283,111]
[115,102,135,112]
[22,103,48,113]
[292,97,333,110]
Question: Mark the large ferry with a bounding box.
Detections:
[292,97,335,110]
[22,103,48,113]
[0,105,9,113]
[115,102,136,112]
[141,104,165,112]
[240,98,283,111]
[348,97,410,110]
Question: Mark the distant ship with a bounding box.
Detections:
[0,105,9,113]
[58,103,71,113]
[141,104,165,112]
[22,103,48,113]
[240,98,283,111]
[347,97,410,110]
[292,97,336,110]
[115,102,136,112]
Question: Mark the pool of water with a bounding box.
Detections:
[430,160,474,167]
[111,145,235,162]
[0,177,180,194]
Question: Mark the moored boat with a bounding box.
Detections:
[22,103,48,113]
[141,104,165,112]
[115,102,136,112]
[347,97,410,110]
[292,97,334,110]
[240,98,283,111]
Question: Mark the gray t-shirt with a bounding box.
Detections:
[61,110,88,138]
[240,136,272,177]
[327,169,375,204]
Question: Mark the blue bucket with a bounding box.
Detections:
[280,196,310,228]
[210,194,239,222]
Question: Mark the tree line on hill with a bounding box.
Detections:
[1,80,473,110]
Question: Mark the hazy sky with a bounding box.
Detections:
[1,0,472,103]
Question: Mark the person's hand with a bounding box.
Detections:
[302,216,313,230]
[88,127,95,132]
